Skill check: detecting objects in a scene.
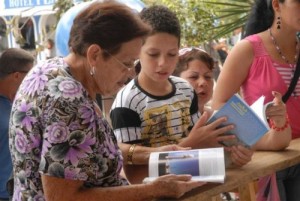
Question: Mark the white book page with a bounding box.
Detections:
[145,148,225,183]
[250,96,272,129]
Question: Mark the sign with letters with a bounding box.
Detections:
[5,0,57,9]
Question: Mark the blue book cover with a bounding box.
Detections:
[207,94,271,147]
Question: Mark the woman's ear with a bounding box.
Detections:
[272,0,280,12]
[86,44,103,66]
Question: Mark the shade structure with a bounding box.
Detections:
[55,0,145,57]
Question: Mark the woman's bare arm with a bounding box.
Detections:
[42,174,205,201]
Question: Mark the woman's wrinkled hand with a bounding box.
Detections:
[151,174,206,199]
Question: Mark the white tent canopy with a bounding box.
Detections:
[0,5,56,17]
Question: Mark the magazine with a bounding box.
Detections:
[143,147,225,183]
[207,94,273,147]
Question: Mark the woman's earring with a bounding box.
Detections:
[90,66,95,76]
[277,16,281,30]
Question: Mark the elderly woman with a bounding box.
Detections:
[8,1,204,201]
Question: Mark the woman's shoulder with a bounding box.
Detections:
[244,33,261,42]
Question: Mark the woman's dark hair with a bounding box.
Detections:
[173,49,214,76]
[69,0,151,57]
[243,0,285,38]
[139,5,181,46]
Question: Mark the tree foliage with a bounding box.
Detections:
[53,0,74,26]
[202,0,253,40]
[143,0,253,46]
[52,0,253,46]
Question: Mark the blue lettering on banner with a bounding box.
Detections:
[5,0,56,9]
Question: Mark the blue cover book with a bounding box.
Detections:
[207,94,271,147]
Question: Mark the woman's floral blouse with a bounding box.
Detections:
[9,57,127,201]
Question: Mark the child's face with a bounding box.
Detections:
[139,32,179,82]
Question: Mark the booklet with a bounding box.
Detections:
[143,147,226,183]
[207,94,272,147]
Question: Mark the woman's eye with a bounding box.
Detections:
[205,76,213,80]
[189,76,198,80]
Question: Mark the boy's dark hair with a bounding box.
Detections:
[69,0,150,57]
[243,0,285,38]
[0,48,34,79]
[140,5,181,45]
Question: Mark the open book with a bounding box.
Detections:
[207,94,272,147]
[143,147,225,183]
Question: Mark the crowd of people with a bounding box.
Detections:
[0,0,299,200]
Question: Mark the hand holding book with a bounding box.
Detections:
[207,94,273,148]
[266,91,289,131]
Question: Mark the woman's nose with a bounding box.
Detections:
[196,77,208,87]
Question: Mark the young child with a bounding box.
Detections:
[45,39,55,59]
[110,5,252,184]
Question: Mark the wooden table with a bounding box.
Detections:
[177,138,300,201]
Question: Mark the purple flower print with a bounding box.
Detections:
[41,140,52,156]
[65,166,81,179]
[45,122,69,144]
[69,120,81,131]
[13,100,37,131]
[22,65,49,97]
[50,131,96,166]
[13,186,22,201]
[15,129,29,153]
[29,133,41,149]
[77,172,88,180]
[48,76,83,101]
[33,193,45,201]
[65,131,95,166]
[79,104,97,130]
[25,160,35,177]
[103,135,119,159]
[79,104,95,124]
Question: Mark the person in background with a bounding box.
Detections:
[173,47,215,116]
[8,2,206,201]
[204,40,221,81]
[110,5,252,184]
[45,39,56,59]
[216,38,229,65]
[21,20,35,50]
[0,48,34,201]
[229,27,242,47]
[212,0,300,200]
